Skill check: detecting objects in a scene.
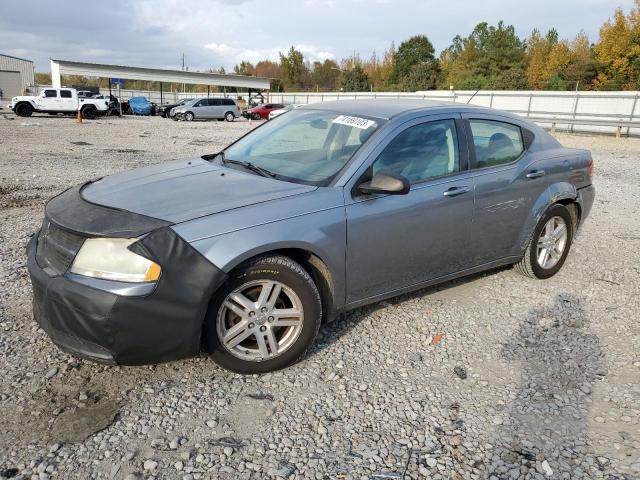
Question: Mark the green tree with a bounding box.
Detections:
[310,59,340,91]
[400,62,439,91]
[279,46,305,90]
[389,35,438,86]
[341,64,370,91]
[441,21,525,89]
[233,61,255,76]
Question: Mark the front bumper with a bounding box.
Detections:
[27,226,227,365]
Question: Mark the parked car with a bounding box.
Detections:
[157,98,193,118]
[9,88,109,119]
[77,90,104,99]
[173,98,240,122]
[27,99,594,373]
[268,103,303,120]
[243,103,285,120]
[128,96,154,115]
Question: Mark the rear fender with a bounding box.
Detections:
[514,182,577,255]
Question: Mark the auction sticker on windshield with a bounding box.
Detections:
[332,115,377,130]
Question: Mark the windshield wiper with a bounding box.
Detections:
[223,158,277,178]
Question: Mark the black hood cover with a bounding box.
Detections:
[45,184,171,238]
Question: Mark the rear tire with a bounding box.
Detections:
[81,106,97,120]
[515,204,573,279]
[224,111,235,122]
[15,103,33,117]
[204,255,322,374]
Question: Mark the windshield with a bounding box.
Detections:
[223,109,382,186]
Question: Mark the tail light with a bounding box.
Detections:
[587,158,594,179]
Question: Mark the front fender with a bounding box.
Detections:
[514,182,577,255]
[183,206,347,311]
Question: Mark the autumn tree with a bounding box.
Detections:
[594,2,640,90]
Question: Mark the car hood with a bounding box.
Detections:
[82,158,316,224]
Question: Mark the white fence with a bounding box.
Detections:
[268,90,640,136]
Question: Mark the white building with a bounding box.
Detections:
[0,54,35,98]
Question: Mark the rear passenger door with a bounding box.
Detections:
[59,89,76,111]
[463,114,549,264]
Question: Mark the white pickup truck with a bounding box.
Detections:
[9,87,109,119]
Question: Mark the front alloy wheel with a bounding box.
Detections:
[217,280,304,361]
[205,255,322,373]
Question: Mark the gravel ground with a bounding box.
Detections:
[0,113,638,480]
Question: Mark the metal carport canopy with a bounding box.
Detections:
[50,59,271,90]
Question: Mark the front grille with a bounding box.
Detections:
[36,220,85,275]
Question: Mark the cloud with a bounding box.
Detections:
[0,0,634,73]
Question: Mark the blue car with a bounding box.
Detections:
[128,96,153,115]
[27,100,595,373]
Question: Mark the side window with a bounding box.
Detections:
[60,90,72,98]
[469,120,524,168]
[213,99,222,106]
[372,119,460,184]
[194,100,205,107]
[224,99,235,106]
[44,90,57,98]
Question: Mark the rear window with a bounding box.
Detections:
[469,120,524,168]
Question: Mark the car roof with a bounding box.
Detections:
[298,98,486,120]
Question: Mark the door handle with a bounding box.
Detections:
[526,170,546,179]
[443,186,470,197]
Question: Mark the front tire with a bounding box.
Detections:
[515,204,573,279]
[205,255,322,374]
[184,112,195,122]
[251,112,261,120]
[15,103,33,117]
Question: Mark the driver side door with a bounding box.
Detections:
[345,115,476,304]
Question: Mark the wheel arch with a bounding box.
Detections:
[515,182,578,255]
[222,245,338,322]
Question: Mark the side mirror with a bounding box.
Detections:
[357,171,410,195]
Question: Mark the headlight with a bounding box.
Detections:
[70,238,161,283]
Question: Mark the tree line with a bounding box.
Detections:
[34,2,640,93]
[233,2,640,92]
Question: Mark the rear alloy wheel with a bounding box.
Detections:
[205,255,322,374]
[224,111,235,122]
[184,112,195,122]
[515,204,573,279]
[15,103,33,117]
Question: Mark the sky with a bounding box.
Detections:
[0,0,634,74]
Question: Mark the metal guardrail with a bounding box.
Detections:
[526,116,640,138]
[268,90,640,136]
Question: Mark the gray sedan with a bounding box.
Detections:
[27,99,595,373]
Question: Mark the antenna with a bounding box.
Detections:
[466,90,480,104]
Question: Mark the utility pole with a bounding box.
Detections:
[182,52,185,93]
